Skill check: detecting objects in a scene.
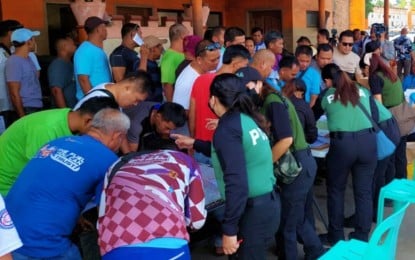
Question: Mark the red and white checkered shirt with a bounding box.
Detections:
[98,150,206,255]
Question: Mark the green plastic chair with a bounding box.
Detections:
[377,179,415,224]
[319,202,410,260]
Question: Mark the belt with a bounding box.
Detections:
[246,189,278,208]
[329,127,374,139]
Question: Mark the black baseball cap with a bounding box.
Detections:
[0,20,23,37]
[84,16,109,34]
[236,66,263,87]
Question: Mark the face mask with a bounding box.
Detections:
[133,33,143,46]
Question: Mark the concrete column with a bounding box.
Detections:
[192,0,203,37]
[349,0,366,29]
[319,0,326,28]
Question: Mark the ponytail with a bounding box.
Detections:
[322,63,359,106]
[210,73,267,130]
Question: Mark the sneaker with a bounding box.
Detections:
[318,233,335,248]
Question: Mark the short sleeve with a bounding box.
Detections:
[369,74,384,95]
[161,57,176,84]
[48,60,65,88]
[109,52,126,67]
[266,102,293,141]
[5,57,22,82]
[74,45,93,76]
[0,195,22,256]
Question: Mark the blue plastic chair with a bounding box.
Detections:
[377,179,415,224]
[319,202,410,260]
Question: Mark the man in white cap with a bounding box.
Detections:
[74,16,111,101]
[5,28,43,118]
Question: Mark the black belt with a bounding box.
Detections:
[246,189,278,208]
[329,128,374,139]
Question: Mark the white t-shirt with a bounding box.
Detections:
[333,47,361,75]
[73,83,113,110]
[173,64,200,109]
[0,195,22,256]
[0,48,12,112]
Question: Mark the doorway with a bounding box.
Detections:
[46,3,77,55]
[248,10,282,34]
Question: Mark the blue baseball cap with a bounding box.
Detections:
[11,28,40,43]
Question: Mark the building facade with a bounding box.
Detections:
[0,0,360,55]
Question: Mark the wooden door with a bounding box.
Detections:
[249,10,282,34]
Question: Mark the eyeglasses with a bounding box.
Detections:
[196,42,221,56]
[341,42,353,47]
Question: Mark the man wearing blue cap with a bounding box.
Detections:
[5,28,43,118]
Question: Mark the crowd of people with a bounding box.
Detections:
[0,15,414,260]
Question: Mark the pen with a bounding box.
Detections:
[237,239,243,244]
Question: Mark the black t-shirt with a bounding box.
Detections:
[109,45,139,75]
[138,107,178,152]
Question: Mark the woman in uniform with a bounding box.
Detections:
[260,82,324,260]
[319,63,378,244]
[173,73,280,259]
[368,52,407,181]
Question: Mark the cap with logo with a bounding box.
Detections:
[236,66,263,87]
[143,36,168,48]
[11,28,40,43]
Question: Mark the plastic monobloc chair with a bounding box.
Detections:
[377,179,415,224]
[319,202,410,260]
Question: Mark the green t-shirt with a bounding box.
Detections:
[377,72,404,108]
[211,113,275,198]
[260,93,308,151]
[160,48,185,84]
[374,98,393,122]
[0,108,72,195]
[321,86,373,132]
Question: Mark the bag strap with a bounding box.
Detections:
[107,151,152,185]
[90,88,117,104]
[357,101,380,132]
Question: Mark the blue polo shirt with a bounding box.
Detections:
[298,67,321,103]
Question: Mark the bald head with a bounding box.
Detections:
[169,23,189,42]
[251,49,276,78]
[55,37,76,58]
[252,49,275,66]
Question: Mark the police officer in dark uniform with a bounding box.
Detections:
[260,82,325,260]
[319,63,378,244]
[172,74,281,260]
